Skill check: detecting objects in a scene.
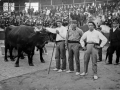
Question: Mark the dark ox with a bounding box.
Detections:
[4,25,49,67]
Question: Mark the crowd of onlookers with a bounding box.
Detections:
[0,1,120,29]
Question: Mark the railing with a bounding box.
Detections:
[0,1,105,12]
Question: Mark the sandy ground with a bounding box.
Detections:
[0,43,119,90]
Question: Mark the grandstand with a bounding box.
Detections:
[0,0,118,12]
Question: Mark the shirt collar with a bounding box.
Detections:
[113,27,117,30]
[89,29,96,32]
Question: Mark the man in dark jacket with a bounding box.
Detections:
[108,20,120,65]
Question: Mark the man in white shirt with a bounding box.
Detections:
[45,19,67,72]
[80,21,107,80]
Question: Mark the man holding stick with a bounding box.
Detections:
[45,19,68,72]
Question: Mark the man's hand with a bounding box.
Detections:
[65,42,68,50]
[56,30,59,34]
[65,45,68,50]
[94,45,102,49]
[82,47,87,51]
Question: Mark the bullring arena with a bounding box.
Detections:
[0,0,120,90]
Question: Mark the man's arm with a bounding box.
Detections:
[80,32,87,48]
[98,32,108,48]
[45,27,57,34]
[65,30,69,49]
[79,28,84,37]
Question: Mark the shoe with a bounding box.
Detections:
[114,63,119,65]
[75,72,80,75]
[106,62,112,65]
[57,69,66,73]
[66,70,74,73]
[80,72,88,76]
[53,68,59,71]
[97,60,102,62]
[93,75,98,80]
[44,53,48,55]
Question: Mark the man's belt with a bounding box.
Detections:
[56,40,65,43]
[87,42,101,49]
[87,42,99,45]
[68,40,80,44]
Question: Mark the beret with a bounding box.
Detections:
[70,20,77,24]
[56,19,62,23]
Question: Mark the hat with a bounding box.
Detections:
[56,19,62,23]
[70,20,77,24]
[112,19,118,24]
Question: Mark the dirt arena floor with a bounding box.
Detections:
[0,42,119,90]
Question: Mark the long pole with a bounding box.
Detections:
[48,42,56,74]
[73,0,74,4]
[62,0,63,6]
[29,0,32,17]
[107,0,108,4]
[95,0,96,5]
[19,1,20,12]
[8,0,9,12]
[84,0,86,6]
[51,0,53,5]
[39,0,41,12]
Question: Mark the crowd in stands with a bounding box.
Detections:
[0,1,120,29]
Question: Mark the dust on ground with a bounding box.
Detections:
[0,44,119,90]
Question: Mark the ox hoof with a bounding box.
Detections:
[11,59,15,61]
[15,64,19,67]
[4,59,8,62]
[29,63,34,66]
[41,60,45,63]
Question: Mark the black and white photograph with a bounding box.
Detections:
[0,0,120,90]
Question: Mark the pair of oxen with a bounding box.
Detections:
[4,25,55,67]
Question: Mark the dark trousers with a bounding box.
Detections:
[55,41,66,70]
[68,43,80,72]
[108,45,120,64]
[98,48,102,61]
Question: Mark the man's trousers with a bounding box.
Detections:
[68,43,80,72]
[55,41,66,70]
[84,44,98,75]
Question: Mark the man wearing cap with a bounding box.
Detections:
[65,20,83,75]
[108,20,120,65]
[45,19,67,72]
[80,21,107,80]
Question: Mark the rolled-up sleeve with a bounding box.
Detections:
[46,27,56,34]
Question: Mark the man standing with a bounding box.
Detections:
[80,22,107,80]
[97,27,103,62]
[65,20,83,75]
[45,19,67,72]
[108,20,120,65]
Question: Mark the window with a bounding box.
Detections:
[25,2,39,12]
[3,2,14,12]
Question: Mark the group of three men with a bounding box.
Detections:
[45,19,119,80]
